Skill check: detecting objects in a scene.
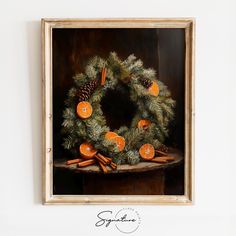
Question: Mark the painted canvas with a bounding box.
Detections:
[42,19,194,204]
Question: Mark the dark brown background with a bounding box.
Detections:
[52,28,185,195]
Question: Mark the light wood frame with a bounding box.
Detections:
[42,18,195,205]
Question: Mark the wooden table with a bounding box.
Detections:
[54,148,183,195]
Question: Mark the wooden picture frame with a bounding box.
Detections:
[42,18,195,204]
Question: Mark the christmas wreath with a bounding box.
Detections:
[62,52,175,166]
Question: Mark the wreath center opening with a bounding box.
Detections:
[101,85,138,130]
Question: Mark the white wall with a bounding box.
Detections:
[0,0,235,235]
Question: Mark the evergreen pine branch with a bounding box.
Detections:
[73,73,89,87]
[126,150,140,165]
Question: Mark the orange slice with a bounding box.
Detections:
[138,119,151,129]
[104,132,125,152]
[105,131,118,140]
[148,81,159,97]
[79,142,97,159]
[76,101,93,119]
[112,136,126,152]
[139,143,155,160]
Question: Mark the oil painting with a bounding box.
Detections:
[42,19,194,204]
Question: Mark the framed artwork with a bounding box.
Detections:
[42,18,195,204]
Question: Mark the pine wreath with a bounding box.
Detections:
[62,52,175,165]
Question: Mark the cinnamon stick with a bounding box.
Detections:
[156,150,168,156]
[161,156,175,161]
[101,68,106,85]
[98,153,111,164]
[66,158,83,165]
[105,157,112,162]
[109,161,117,170]
[98,160,108,173]
[77,159,96,167]
[151,157,168,163]
[151,156,175,163]
[95,153,110,165]
[94,154,106,165]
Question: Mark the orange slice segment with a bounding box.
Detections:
[76,101,93,119]
[148,81,159,97]
[79,142,97,159]
[105,131,118,140]
[112,136,126,152]
[139,143,155,160]
[138,119,151,129]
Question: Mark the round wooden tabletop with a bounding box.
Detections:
[54,148,183,174]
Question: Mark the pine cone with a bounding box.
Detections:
[139,77,153,89]
[159,144,169,153]
[77,79,99,102]
[155,144,169,155]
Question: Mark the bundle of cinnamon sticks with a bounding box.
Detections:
[66,153,117,174]
[149,149,175,164]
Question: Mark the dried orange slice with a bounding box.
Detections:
[148,81,159,97]
[112,136,126,152]
[79,142,97,159]
[105,131,118,140]
[138,119,151,129]
[105,132,125,152]
[139,143,155,160]
[76,101,93,119]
